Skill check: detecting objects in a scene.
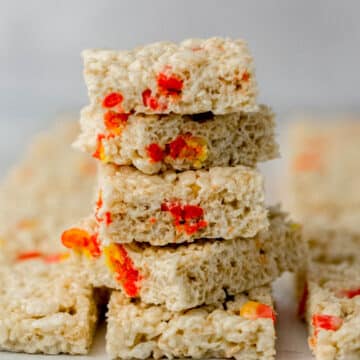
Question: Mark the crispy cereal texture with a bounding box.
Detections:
[0,259,97,354]
[106,286,276,360]
[83,38,257,115]
[304,225,360,264]
[0,120,96,259]
[76,104,278,174]
[96,164,268,245]
[69,207,305,311]
[299,261,360,360]
[286,119,360,230]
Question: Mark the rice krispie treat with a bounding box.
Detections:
[0,120,96,259]
[0,257,98,354]
[76,104,278,174]
[83,37,257,116]
[62,207,305,311]
[106,286,276,360]
[95,164,268,245]
[286,119,360,228]
[305,225,360,264]
[298,261,360,360]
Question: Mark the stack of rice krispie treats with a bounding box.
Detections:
[60,38,306,359]
[286,119,360,360]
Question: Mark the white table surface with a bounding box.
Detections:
[0,117,314,359]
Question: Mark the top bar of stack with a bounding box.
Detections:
[82,38,257,115]
[75,38,279,174]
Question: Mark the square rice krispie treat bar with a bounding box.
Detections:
[76,104,279,174]
[305,224,360,264]
[83,37,257,116]
[286,119,360,230]
[95,164,268,246]
[0,120,96,259]
[298,261,360,360]
[62,207,305,311]
[0,258,98,354]
[106,286,276,360]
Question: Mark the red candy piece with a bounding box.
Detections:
[61,228,90,249]
[183,204,204,220]
[104,212,112,226]
[157,72,183,96]
[312,314,343,333]
[142,88,168,111]
[142,89,159,110]
[257,303,277,321]
[16,251,42,261]
[146,143,165,162]
[168,136,187,159]
[339,287,360,299]
[106,244,141,297]
[161,201,207,235]
[16,251,69,264]
[241,71,250,82]
[94,191,112,226]
[168,134,206,162]
[102,92,123,108]
[240,301,276,322]
[160,202,170,212]
[167,203,183,219]
[95,191,103,222]
[96,192,103,210]
[183,220,208,235]
[42,253,69,263]
[142,89,151,105]
[146,133,206,164]
[87,233,101,258]
[104,111,129,134]
[93,134,106,160]
[61,228,101,258]
[92,133,115,161]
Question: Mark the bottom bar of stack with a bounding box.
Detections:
[0,258,98,355]
[107,286,276,360]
